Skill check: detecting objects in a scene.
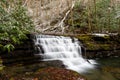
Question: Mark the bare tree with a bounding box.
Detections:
[21,0,77,33]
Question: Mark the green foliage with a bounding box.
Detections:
[65,1,89,33]
[65,0,120,33]
[0,0,34,52]
[4,44,15,52]
[94,0,118,32]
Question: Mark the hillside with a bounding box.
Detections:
[23,0,120,34]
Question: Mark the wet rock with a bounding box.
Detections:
[1,67,87,80]
[76,34,120,58]
[34,67,87,80]
[38,60,65,68]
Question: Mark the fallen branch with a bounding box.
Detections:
[42,1,76,33]
[23,0,29,7]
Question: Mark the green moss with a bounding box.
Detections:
[100,44,111,50]
[0,66,4,71]
[76,35,114,51]
[86,42,97,50]
[76,35,93,42]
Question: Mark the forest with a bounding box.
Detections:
[0,0,120,51]
[0,0,120,80]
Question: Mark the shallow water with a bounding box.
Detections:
[82,57,120,80]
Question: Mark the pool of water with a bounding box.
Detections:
[82,57,120,80]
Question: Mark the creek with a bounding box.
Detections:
[0,35,119,80]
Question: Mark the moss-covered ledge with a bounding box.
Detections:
[75,34,120,58]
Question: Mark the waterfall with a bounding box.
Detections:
[34,35,96,73]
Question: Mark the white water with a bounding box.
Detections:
[34,35,96,73]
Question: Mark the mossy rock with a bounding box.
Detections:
[76,35,93,42]
[76,34,119,51]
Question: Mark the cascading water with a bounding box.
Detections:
[34,35,96,73]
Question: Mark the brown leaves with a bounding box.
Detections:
[36,67,87,80]
[0,67,87,80]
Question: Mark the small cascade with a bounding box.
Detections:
[34,35,96,73]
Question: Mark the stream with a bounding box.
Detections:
[0,35,119,80]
